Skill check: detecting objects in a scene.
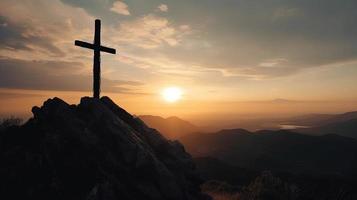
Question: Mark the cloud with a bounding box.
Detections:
[113,14,190,49]
[0,0,94,61]
[137,0,357,79]
[0,58,143,93]
[157,4,168,12]
[272,7,302,20]
[2,0,357,81]
[259,58,289,68]
[0,15,64,56]
[110,1,130,15]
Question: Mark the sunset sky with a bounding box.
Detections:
[1,0,357,124]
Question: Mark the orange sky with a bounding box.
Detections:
[1,0,357,125]
[1,88,357,129]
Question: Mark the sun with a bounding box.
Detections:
[162,87,183,103]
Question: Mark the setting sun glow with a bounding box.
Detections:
[162,87,183,103]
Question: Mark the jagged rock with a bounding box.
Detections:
[0,96,211,200]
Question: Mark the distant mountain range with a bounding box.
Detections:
[288,111,357,139]
[139,111,357,140]
[180,129,357,177]
[139,112,357,199]
[139,112,357,177]
[287,111,357,127]
[138,115,200,139]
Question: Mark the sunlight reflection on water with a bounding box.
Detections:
[279,124,310,130]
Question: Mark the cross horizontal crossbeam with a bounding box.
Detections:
[74,40,116,54]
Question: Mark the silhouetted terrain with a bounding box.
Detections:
[130,113,357,199]
[194,157,259,186]
[0,97,210,200]
[2,99,357,200]
[139,115,200,139]
[181,129,357,176]
[181,129,357,199]
[196,157,357,199]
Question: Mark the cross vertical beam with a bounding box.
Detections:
[93,19,101,99]
[74,19,116,99]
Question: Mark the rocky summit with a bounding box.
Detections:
[0,96,211,200]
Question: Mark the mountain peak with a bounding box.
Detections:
[0,96,211,200]
[139,115,200,139]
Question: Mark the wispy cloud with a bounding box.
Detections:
[110,1,130,16]
[0,0,94,61]
[157,4,168,12]
[113,14,190,49]
[0,57,143,93]
[272,7,303,20]
[0,15,65,57]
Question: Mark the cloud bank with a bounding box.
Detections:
[1,0,357,94]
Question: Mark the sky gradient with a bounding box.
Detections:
[1,0,357,123]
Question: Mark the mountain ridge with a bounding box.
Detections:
[139,115,200,139]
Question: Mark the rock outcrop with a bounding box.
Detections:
[0,96,211,200]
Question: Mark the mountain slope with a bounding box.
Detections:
[139,115,199,139]
[0,97,210,200]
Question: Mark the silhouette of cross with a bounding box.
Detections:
[75,19,116,99]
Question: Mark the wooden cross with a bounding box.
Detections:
[75,19,116,99]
